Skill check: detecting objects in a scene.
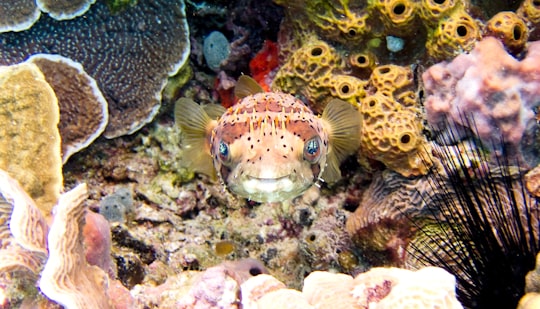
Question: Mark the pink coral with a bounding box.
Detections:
[423,37,540,153]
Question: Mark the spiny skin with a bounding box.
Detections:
[210,92,330,203]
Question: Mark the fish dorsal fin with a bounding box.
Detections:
[175,98,220,180]
[320,99,361,183]
[234,75,264,98]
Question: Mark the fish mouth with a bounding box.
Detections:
[243,174,295,194]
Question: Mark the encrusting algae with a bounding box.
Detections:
[175,75,361,203]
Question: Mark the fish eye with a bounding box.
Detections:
[303,136,322,163]
[218,141,231,164]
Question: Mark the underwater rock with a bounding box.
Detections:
[99,187,134,223]
[0,0,190,138]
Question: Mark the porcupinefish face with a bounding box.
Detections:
[175,75,361,204]
[210,92,329,203]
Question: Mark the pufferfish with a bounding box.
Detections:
[175,76,361,203]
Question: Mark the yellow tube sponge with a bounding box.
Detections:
[419,0,463,26]
[327,74,367,107]
[485,11,529,53]
[0,63,62,216]
[425,8,480,60]
[272,38,347,113]
[518,0,540,25]
[304,0,371,43]
[360,65,432,176]
[369,0,419,34]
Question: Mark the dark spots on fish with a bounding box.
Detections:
[247,137,251,141]
[250,144,254,149]
[291,146,294,152]
[283,144,287,148]
[283,155,288,159]
[267,148,270,152]
[259,156,262,161]
[257,139,261,143]
[293,169,297,173]
[280,135,284,139]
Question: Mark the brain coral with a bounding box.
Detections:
[0,0,190,138]
[360,65,432,177]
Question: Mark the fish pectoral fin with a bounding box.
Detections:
[175,98,219,180]
[203,103,226,120]
[235,75,265,98]
[320,99,361,183]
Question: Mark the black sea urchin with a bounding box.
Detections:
[406,117,540,309]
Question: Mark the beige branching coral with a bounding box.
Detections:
[40,183,113,309]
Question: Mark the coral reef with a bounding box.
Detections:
[39,183,114,308]
[0,169,50,308]
[243,267,462,308]
[0,62,62,215]
[0,0,190,138]
[345,169,431,266]
[423,37,540,161]
[0,168,133,308]
[360,64,433,177]
[36,0,96,20]
[0,0,40,33]
[0,0,95,33]
[27,54,109,163]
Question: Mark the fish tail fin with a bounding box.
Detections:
[321,99,361,183]
[175,98,223,180]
